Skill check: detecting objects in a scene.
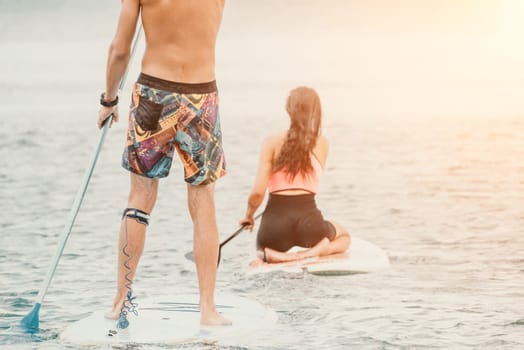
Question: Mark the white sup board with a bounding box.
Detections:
[61,293,277,346]
[247,237,390,276]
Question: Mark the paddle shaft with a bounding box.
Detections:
[220,212,263,249]
[33,25,143,306]
[216,212,263,266]
[184,213,263,264]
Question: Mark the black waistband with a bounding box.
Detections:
[266,193,317,210]
[137,73,217,94]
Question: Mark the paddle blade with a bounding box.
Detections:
[21,302,40,332]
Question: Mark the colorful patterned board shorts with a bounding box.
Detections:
[122,73,226,185]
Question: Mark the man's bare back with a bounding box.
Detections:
[140,0,225,83]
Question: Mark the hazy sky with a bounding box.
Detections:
[340,0,524,83]
[220,0,524,118]
[0,0,522,119]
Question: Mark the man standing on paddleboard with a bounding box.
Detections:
[97,0,230,326]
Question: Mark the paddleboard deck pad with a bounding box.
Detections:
[61,293,277,345]
[248,237,390,276]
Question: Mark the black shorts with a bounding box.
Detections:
[256,194,336,252]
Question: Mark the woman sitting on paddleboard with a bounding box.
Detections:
[240,86,351,264]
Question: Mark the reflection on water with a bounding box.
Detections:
[2,112,522,350]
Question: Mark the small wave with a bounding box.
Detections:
[4,297,33,309]
[0,309,20,318]
[505,319,524,327]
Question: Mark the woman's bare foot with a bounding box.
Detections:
[264,238,331,263]
[200,310,232,326]
[264,248,300,263]
[249,257,266,268]
[296,238,330,259]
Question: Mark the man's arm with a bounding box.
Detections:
[105,0,140,101]
[98,0,140,128]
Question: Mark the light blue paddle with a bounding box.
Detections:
[21,25,143,332]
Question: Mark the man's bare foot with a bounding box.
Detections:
[104,299,125,320]
[200,310,232,326]
[104,309,120,320]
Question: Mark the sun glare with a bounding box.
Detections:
[501,0,524,52]
[504,0,524,23]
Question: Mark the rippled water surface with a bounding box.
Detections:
[1,1,523,349]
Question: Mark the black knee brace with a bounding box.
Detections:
[122,208,150,226]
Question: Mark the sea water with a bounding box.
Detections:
[1,1,523,349]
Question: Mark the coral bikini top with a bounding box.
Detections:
[268,154,323,194]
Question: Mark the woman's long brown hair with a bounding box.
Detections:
[273,86,322,179]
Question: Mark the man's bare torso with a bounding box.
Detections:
[139,0,224,83]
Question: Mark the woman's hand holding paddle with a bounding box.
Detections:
[239,215,255,232]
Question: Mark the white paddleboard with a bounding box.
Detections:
[247,237,390,276]
[61,293,277,346]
